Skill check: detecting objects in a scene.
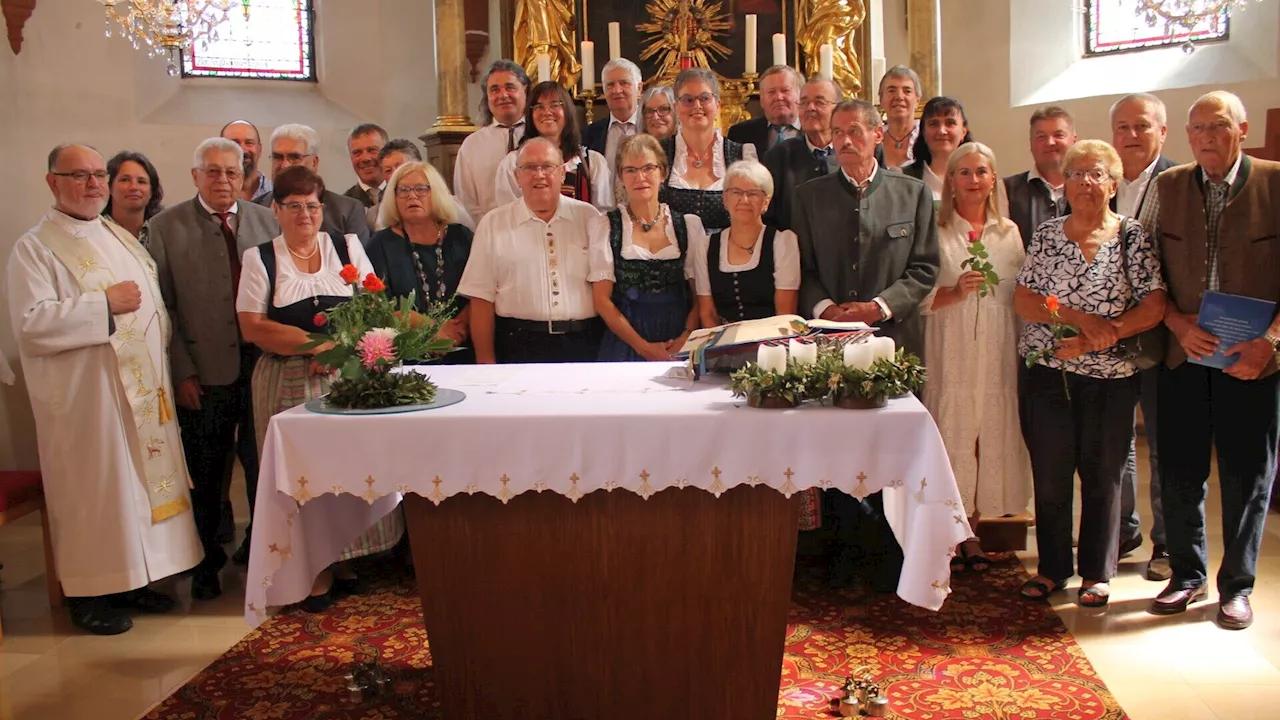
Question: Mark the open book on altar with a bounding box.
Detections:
[673,315,874,374]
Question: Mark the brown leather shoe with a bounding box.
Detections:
[1217,595,1253,630]
[1150,582,1207,615]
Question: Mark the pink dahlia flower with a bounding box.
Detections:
[356,327,398,370]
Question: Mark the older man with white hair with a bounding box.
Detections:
[584,57,643,173]
[1145,90,1280,630]
[728,64,805,154]
[146,138,279,599]
[7,143,202,634]
[255,123,370,243]
[460,137,603,364]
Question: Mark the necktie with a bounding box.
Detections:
[214,212,241,296]
[502,123,521,153]
[771,125,789,147]
[812,147,831,162]
[367,186,380,207]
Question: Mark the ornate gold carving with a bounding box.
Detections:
[718,73,756,130]
[796,0,865,99]
[514,0,579,86]
[638,0,732,84]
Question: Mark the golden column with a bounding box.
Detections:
[906,0,940,98]
[422,0,477,186]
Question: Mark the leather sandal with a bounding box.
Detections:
[963,542,992,573]
[1019,577,1060,602]
[1079,582,1111,608]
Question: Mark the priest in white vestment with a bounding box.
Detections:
[6,144,202,635]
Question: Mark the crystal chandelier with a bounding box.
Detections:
[99,0,250,76]
[1134,0,1265,53]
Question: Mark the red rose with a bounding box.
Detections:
[339,264,360,285]
[313,312,327,327]
[362,273,386,293]
[1045,295,1060,314]
[967,230,982,243]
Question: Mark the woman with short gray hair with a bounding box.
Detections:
[638,86,678,141]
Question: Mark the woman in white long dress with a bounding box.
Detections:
[922,142,1032,572]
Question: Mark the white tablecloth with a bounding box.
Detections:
[245,362,969,624]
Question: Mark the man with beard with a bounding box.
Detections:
[584,58,642,176]
[343,123,389,228]
[1001,106,1078,249]
[221,120,272,204]
[7,143,202,634]
[454,60,530,225]
[762,75,841,231]
[728,65,804,155]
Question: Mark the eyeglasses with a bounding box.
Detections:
[271,152,313,164]
[620,164,663,178]
[800,99,835,109]
[1065,168,1110,184]
[517,163,561,176]
[52,170,109,184]
[724,188,768,202]
[280,201,323,214]
[677,93,717,108]
[533,101,566,114]
[642,106,674,118]
[201,167,243,181]
[395,184,432,197]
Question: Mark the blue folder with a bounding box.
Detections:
[1190,291,1276,369]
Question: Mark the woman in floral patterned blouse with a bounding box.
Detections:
[1014,140,1167,608]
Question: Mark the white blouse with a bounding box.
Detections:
[586,205,702,283]
[667,130,759,190]
[236,233,373,312]
[690,226,802,296]
[493,148,615,213]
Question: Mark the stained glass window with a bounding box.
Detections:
[181,0,315,80]
[1085,0,1228,56]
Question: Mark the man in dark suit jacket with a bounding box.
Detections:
[793,99,940,590]
[1109,93,1180,582]
[763,76,840,231]
[146,138,279,601]
[727,65,804,156]
[342,123,388,229]
[583,58,642,176]
[257,123,370,244]
[1001,106,1078,248]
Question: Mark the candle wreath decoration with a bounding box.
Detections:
[729,336,926,409]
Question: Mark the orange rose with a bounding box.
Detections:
[362,273,386,293]
[339,264,360,285]
[1044,295,1060,314]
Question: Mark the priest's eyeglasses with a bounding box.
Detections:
[619,164,662,178]
[281,201,323,214]
[395,184,432,197]
[52,170,109,184]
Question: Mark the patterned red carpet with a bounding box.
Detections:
[145,555,1127,720]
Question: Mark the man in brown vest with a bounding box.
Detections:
[1142,91,1280,630]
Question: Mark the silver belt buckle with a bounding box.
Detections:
[547,320,566,335]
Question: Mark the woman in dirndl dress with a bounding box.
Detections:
[236,165,405,612]
[589,133,704,361]
[659,68,758,233]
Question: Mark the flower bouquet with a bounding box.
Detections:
[300,265,457,410]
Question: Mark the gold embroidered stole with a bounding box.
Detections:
[36,215,192,523]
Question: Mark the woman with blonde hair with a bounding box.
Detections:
[923,142,1032,574]
[1015,139,1167,607]
[366,161,474,363]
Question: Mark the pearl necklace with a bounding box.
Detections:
[288,241,319,260]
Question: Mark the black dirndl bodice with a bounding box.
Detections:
[707,227,777,322]
[256,236,353,342]
[657,135,745,233]
[596,208,693,362]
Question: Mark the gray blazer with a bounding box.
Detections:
[256,188,370,245]
[146,197,279,386]
[793,169,939,357]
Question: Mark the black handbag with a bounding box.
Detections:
[1115,218,1165,371]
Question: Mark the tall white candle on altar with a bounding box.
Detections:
[609,22,621,60]
[819,44,834,79]
[772,33,786,66]
[788,338,817,366]
[870,336,896,364]
[843,341,873,371]
[580,41,595,92]
[744,15,758,75]
[537,53,551,82]
[757,344,788,374]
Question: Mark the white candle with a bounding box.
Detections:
[788,338,817,366]
[843,342,873,371]
[580,41,595,93]
[744,15,758,75]
[871,336,896,364]
[609,22,621,61]
[536,53,551,82]
[772,33,786,67]
[820,44,834,79]
[757,343,788,374]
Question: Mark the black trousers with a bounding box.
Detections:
[1158,362,1280,598]
[1024,365,1138,584]
[823,491,904,587]
[494,317,604,364]
[177,345,259,575]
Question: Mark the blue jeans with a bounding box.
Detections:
[1120,367,1165,546]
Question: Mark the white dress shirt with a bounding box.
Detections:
[453,120,527,226]
[493,148,615,213]
[586,205,701,282]
[690,225,801,296]
[458,196,602,321]
[199,193,238,232]
[812,163,893,321]
[1029,164,1066,205]
[1116,156,1160,218]
[604,110,640,170]
[667,130,759,190]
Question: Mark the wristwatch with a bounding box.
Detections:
[1265,332,1280,356]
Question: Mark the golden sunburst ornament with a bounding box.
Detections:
[638,0,732,82]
